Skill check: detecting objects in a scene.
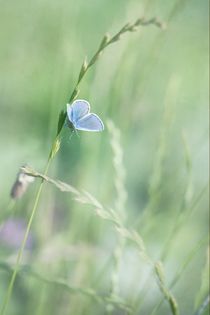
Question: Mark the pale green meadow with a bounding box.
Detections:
[0,0,209,315]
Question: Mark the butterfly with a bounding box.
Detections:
[66,99,104,132]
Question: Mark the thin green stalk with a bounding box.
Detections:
[132,186,208,314]
[161,183,208,263]
[0,158,52,315]
[169,237,208,289]
[137,75,180,232]
[154,262,179,315]
[0,261,132,313]
[194,295,210,315]
[149,236,208,315]
[194,246,209,311]
[160,131,193,262]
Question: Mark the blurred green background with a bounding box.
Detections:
[0,0,209,314]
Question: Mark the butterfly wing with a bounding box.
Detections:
[67,100,90,124]
[75,113,104,132]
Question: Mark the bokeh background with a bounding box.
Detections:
[0,0,209,314]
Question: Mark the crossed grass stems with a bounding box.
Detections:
[1,146,208,315]
[0,13,208,315]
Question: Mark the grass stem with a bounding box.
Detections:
[0,158,52,315]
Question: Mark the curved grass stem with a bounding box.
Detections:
[0,158,52,315]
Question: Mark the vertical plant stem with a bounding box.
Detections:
[0,158,52,315]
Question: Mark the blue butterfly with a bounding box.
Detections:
[67,99,104,132]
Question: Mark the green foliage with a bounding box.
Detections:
[0,0,209,314]
[194,247,210,311]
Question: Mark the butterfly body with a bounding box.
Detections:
[67,100,104,132]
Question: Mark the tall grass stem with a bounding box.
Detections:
[0,158,51,315]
